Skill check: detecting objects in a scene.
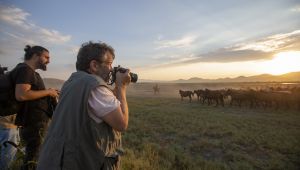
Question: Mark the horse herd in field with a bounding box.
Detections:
[178,87,300,111]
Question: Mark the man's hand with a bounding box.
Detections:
[115,69,131,87]
[47,88,59,98]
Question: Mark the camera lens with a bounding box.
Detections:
[130,72,138,83]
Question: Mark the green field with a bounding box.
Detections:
[8,82,300,169]
[121,96,300,170]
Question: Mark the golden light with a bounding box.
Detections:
[139,61,261,80]
[139,51,300,81]
[257,51,300,75]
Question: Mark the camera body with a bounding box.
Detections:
[0,66,8,75]
[109,65,138,85]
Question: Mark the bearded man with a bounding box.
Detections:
[37,41,131,170]
[9,45,59,170]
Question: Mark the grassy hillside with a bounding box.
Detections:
[121,96,300,170]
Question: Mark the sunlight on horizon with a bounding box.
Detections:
[139,61,260,80]
[139,51,300,81]
[257,51,300,75]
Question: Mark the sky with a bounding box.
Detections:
[0,0,300,81]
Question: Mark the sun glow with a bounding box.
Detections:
[138,51,300,81]
[257,51,300,75]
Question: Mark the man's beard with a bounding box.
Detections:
[102,72,110,83]
[96,68,112,84]
[38,60,47,71]
[96,70,110,83]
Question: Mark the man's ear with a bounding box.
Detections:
[89,60,98,73]
[32,54,39,60]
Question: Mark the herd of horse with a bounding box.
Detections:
[178,87,300,110]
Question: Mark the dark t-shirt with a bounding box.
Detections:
[10,63,49,127]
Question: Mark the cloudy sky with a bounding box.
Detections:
[0,0,300,81]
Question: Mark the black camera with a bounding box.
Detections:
[109,65,138,85]
[0,66,8,75]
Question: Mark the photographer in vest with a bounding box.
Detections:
[37,41,131,170]
[9,45,59,170]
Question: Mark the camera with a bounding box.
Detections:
[109,65,138,85]
[0,66,8,75]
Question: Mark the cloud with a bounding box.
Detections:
[154,35,197,49]
[38,28,71,43]
[198,49,274,63]
[0,49,4,55]
[231,30,300,52]
[153,30,300,68]
[291,6,300,12]
[0,6,30,28]
[0,5,74,78]
[146,54,198,68]
[0,5,71,44]
[65,45,80,55]
[3,31,36,44]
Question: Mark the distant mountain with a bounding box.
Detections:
[43,72,300,85]
[43,78,65,89]
[169,72,300,83]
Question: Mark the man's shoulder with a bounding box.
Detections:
[11,63,35,84]
[12,63,34,74]
[88,84,111,98]
[15,63,29,69]
[71,71,108,87]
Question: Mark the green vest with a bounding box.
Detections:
[37,71,121,170]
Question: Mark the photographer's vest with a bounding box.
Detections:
[37,71,121,170]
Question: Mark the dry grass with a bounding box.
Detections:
[122,95,300,170]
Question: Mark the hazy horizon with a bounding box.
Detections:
[41,71,300,82]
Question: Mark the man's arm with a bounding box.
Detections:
[101,86,128,131]
[101,70,130,132]
[15,84,58,101]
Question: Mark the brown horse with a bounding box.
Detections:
[179,90,194,103]
[153,84,160,95]
[202,89,225,107]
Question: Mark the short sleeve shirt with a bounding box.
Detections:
[88,86,120,123]
[10,63,49,127]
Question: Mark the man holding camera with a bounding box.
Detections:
[37,41,131,170]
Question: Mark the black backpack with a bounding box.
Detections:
[0,72,21,116]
